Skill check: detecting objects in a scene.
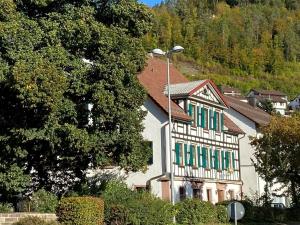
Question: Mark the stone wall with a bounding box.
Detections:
[0,213,56,225]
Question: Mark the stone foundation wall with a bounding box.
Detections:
[0,213,56,225]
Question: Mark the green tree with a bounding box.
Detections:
[251,114,300,207]
[257,99,275,114]
[0,0,153,199]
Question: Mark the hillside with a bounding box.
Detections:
[143,0,300,98]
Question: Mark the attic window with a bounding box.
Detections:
[203,88,208,95]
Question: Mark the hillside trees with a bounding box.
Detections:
[145,0,300,97]
[0,0,153,200]
[251,114,300,207]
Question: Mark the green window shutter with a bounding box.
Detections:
[201,108,205,128]
[175,143,180,165]
[202,147,207,168]
[197,106,200,127]
[215,150,219,170]
[209,109,213,129]
[213,111,217,130]
[210,148,213,169]
[221,113,224,131]
[197,146,201,167]
[188,103,192,116]
[232,152,235,169]
[189,145,194,166]
[221,150,225,170]
[225,151,230,169]
[184,144,188,166]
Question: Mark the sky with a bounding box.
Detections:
[139,0,163,7]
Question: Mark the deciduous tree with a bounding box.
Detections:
[251,114,300,207]
[0,0,153,199]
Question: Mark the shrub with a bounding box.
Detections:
[176,198,218,225]
[0,202,13,212]
[102,180,175,225]
[31,189,58,213]
[216,205,228,223]
[56,197,104,225]
[13,216,59,225]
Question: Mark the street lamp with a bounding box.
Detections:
[152,46,184,220]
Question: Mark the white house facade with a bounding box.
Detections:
[224,95,289,206]
[121,58,245,204]
[247,89,288,115]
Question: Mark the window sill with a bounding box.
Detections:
[192,166,198,169]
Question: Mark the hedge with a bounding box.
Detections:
[13,216,59,225]
[56,197,104,225]
[176,199,221,225]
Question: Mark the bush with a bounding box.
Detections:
[216,205,228,223]
[31,189,58,213]
[176,199,218,225]
[13,216,59,225]
[0,202,13,212]
[56,197,104,225]
[102,180,175,225]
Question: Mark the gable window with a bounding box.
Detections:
[203,108,209,129]
[215,112,220,131]
[175,143,184,166]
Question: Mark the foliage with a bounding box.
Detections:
[145,0,300,98]
[216,205,229,223]
[0,202,13,212]
[0,0,153,198]
[257,99,274,114]
[30,189,58,213]
[56,197,104,225]
[102,180,175,225]
[175,198,220,225]
[251,113,300,207]
[13,216,59,225]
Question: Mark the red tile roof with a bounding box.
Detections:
[225,95,270,126]
[138,57,243,133]
[138,57,191,121]
[224,114,245,134]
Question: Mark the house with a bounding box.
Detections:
[246,89,288,115]
[224,95,289,206]
[288,94,300,110]
[122,57,245,203]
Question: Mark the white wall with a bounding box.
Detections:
[125,98,168,197]
[225,109,262,198]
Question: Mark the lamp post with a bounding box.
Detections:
[152,46,184,221]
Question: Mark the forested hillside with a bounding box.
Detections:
[143,0,300,98]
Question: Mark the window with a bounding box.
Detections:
[204,108,208,129]
[215,112,220,131]
[190,144,197,167]
[191,104,196,126]
[188,104,197,127]
[206,148,210,168]
[175,143,184,166]
[179,186,186,201]
[146,141,153,165]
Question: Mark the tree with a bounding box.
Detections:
[251,114,300,207]
[0,0,153,199]
[257,99,275,114]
